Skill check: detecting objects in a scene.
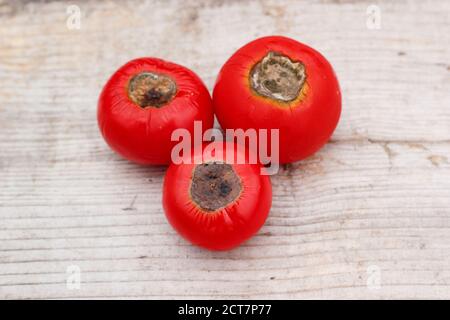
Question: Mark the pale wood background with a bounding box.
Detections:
[0,0,449,299]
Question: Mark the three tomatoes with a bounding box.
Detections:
[97,36,341,250]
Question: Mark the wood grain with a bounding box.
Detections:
[0,0,449,299]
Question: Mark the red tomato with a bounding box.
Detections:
[213,36,341,164]
[163,141,272,250]
[98,57,214,165]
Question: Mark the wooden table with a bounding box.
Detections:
[1,0,449,299]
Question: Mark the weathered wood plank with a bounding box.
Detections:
[0,0,450,299]
[1,141,449,299]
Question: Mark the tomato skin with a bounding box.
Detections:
[163,142,272,251]
[98,58,214,165]
[213,36,341,164]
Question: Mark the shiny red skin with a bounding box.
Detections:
[213,36,341,164]
[98,57,214,165]
[163,142,272,251]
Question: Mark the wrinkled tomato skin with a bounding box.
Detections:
[98,58,214,165]
[213,36,341,164]
[163,142,272,251]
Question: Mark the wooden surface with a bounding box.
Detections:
[1,0,450,299]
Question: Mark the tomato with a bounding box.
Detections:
[213,36,341,164]
[98,57,214,165]
[163,141,272,250]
